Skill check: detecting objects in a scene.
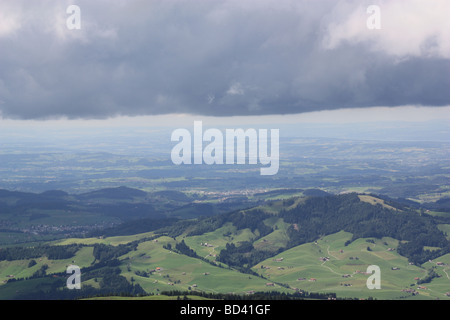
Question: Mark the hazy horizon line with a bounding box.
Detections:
[0,105,449,129]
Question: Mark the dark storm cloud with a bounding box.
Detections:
[0,0,448,120]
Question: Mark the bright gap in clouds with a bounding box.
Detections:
[0,105,449,129]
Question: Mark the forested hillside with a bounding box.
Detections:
[1,192,449,300]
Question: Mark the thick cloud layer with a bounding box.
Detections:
[0,0,449,119]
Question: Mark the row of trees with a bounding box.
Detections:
[0,244,81,261]
[92,242,137,262]
[217,242,275,273]
[160,289,336,300]
[14,267,146,300]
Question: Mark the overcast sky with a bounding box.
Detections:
[0,0,449,123]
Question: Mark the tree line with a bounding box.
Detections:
[0,244,81,261]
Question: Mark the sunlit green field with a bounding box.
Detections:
[252,231,450,300]
[1,229,449,300]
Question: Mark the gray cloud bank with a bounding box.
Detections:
[0,0,449,120]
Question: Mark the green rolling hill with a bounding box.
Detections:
[0,191,449,300]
